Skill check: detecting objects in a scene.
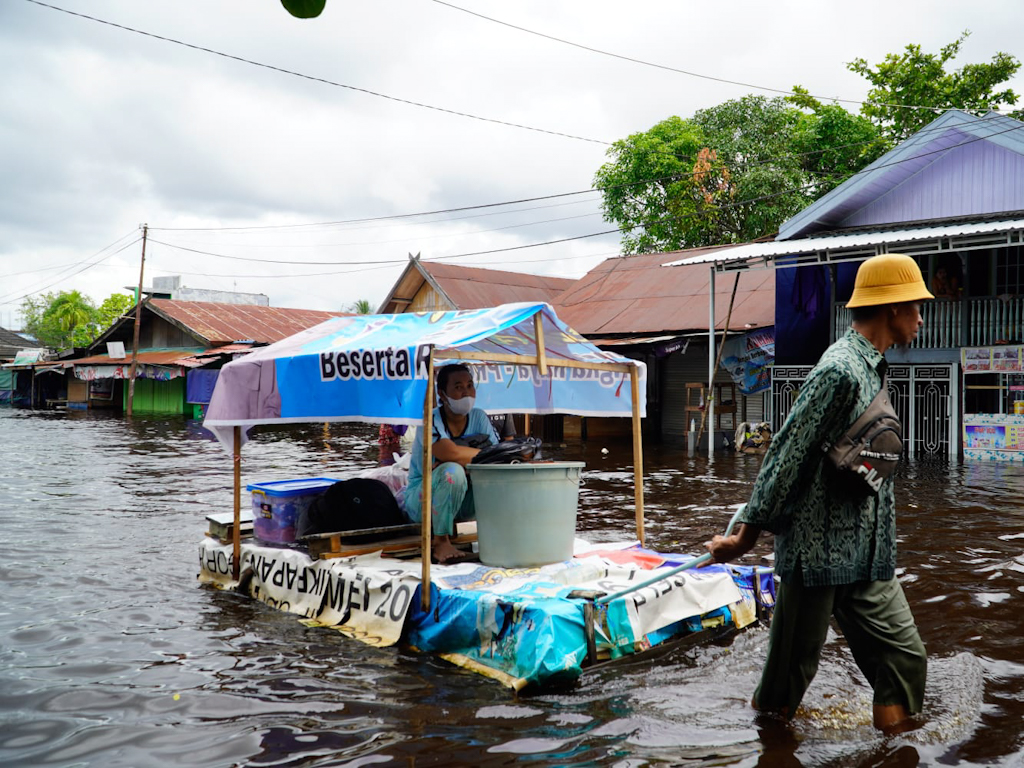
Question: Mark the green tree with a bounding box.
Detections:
[788,91,888,195]
[21,290,98,350]
[847,31,1023,143]
[97,293,133,330]
[595,96,853,252]
[347,299,374,314]
[19,290,131,350]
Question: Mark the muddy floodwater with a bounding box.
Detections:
[2,409,1023,767]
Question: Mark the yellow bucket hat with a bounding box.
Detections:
[846,253,934,308]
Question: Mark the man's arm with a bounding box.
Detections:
[706,523,762,563]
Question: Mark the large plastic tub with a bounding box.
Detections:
[467,462,585,567]
[247,478,337,546]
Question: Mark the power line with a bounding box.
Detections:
[0,233,142,306]
[433,0,1015,116]
[148,114,985,237]
[160,209,605,252]
[24,0,609,146]
[148,117,1024,274]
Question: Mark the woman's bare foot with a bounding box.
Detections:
[431,535,464,564]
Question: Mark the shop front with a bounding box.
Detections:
[962,345,1024,462]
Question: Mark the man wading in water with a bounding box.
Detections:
[706,253,931,733]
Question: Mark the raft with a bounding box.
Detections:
[198,536,774,691]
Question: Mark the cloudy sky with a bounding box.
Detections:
[2,0,1022,326]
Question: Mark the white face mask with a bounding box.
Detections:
[445,395,475,416]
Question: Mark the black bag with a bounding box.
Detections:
[471,436,543,465]
[452,433,494,449]
[822,375,902,494]
[296,477,406,539]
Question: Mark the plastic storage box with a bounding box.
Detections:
[466,462,585,567]
[247,478,338,546]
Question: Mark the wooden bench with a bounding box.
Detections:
[301,521,478,560]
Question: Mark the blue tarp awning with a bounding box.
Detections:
[203,303,646,449]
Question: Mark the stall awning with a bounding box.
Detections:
[203,303,646,448]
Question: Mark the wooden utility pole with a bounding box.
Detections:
[126,224,147,416]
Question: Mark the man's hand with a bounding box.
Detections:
[704,523,761,564]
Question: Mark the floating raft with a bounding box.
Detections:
[198,538,775,691]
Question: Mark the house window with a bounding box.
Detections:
[995,246,1023,296]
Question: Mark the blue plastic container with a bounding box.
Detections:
[247,478,338,546]
[467,462,585,567]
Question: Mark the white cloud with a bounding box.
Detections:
[2,0,1021,322]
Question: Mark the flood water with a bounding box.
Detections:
[2,408,1023,767]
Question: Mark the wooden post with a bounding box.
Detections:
[232,425,241,581]
[523,414,530,436]
[127,224,147,417]
[534,312,548,377]
[630,364,645,546]
[420,347,435,610]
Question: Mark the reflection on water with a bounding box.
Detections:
[1,409,1023,766]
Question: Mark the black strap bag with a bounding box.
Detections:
[471,436,543,465]
[822,375,903,495]
[296,477,406,539]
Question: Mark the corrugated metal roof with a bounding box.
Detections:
[378,259,576,313]
[421,262,575,309]
[667,217,1024,268]
[0,326,34,359]
[70,349,211,367]
[148,300,346,345]
[778,110,1024,240]
[554,247,775,335]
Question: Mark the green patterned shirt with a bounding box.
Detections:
[738,328,897,587]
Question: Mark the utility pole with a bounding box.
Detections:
[126,224,147,416]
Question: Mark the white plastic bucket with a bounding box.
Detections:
[467,462,585,567]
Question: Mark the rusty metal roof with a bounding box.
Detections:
[148,300,347,345]
[554,246,775,335]
[422,262,575,308]
[69,349,210,367]
[378,258,576,313]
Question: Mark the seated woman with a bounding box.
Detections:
[403,364,498,564]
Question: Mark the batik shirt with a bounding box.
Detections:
[738,328,897,586]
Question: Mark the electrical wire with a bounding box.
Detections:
[147,114,992,236]
[24,0,609,146]
[27,0,998,236]
[433,0,1017,116]
[0,234,142,306]
[143,116,1024,272]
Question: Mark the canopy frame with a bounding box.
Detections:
[219,304,647,609]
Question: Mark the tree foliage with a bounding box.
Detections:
[595,96,871,253]
[20,291,132,350]
[280,0,325,19]
[597,33,1022,254]
[847,31,1022,142]
[347,299,374,314]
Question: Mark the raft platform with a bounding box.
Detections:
[198,536,775,691]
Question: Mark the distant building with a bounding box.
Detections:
[51,299,345,415]
[143,275,271,307]
[377,255,575,314]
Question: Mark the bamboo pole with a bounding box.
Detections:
[436,349,631,373]
[420,347,435,611]
[698,272,740,448]
[630,364,645,546]
[534,312,548,377]
[232,425,241,581]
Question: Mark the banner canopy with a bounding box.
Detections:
[204,303,646,448]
